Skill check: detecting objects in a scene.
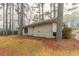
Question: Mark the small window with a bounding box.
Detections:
[24,27,28,33]
[53,32,56,38]
[53,32,56,36]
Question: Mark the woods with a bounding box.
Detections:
[0,3,64,40]
[0,3,79,56]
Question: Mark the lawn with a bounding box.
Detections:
[0,35,79,56]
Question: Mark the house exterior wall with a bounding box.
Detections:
[27,23,57,38]
[52,23,57,32]
[23,29,26,35]
[36,23,53,38]
[28,27,33,35]
[32,26,39,36]
[22,29,28,35]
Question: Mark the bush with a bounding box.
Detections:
[0,30,18,35]
[0,31,3,35]
[14,31,18,35]
[8,30,18,35]
[53,25,72,39]
[62,25,72,39]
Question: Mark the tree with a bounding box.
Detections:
[23,3,30,25]
[16,3,20,34]
[56,3,64,40]
[37,3,44,21]
[1,3,5,35]
[9,3,12,34]
[15,3,31,34]
[41,3,44,20]
[11,3,14,34]
[50,3,52,19]
[31,3,40,22]
[53,3,56,18]
[19,3,24,35]
[44,11,50,18]
[17,3,20,26]
[5,3,9,35]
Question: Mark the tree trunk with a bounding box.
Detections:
[50,3,52,19]
[53,3,56,18]
[38,3,40,21]
[19,3,24,35]
[17,3,20,26]
[9,3,12,34]
[11,3,14,34]
[2,3,5,35]
[41,3,44,20]
[17,3,20,35]
[5,3,8,35]
[56,3,64,40]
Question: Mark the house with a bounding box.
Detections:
[22,19,57,38]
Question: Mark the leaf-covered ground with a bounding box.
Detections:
[0,35,79,56]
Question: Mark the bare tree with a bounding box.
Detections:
[50,3,52,19]
[56,3,64,40]
[9,3,12,34]
[11,3,14,34]
[53,3,56,18]
[15,3,30,34]
[16,3,20,26]
[16,3,20,34]
[5,3,9,35]
[1,3,5,35]
[41,3,44,20]
[19,3,24,35]
[31,3,40,22]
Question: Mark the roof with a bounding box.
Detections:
[23,18,57,28]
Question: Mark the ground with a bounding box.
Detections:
[72,29,79,34]
[0,35,79,56]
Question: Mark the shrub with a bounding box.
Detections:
[62,25,72,39]
[0,30,18,35]
[0,31,3,35]
[14,31,18,35]
[8,30,18,35]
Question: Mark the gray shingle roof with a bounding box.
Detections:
[24,18,57,27]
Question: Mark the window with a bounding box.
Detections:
[53,32,56,38]
[53,32,56,36]
[24,27,28,33]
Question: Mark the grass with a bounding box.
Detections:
[0,35,79,56]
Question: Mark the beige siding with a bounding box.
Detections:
[23,29,27,35]
[27,23,57,38]
[37,24,53,38]
[52,23,57,32]
[33,26,39,36]
[28,27,33,35]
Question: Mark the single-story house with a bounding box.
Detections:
[22,18,58,38]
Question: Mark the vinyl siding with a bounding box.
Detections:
[27,23,57,38]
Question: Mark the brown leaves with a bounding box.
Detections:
[0,35,79,55]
